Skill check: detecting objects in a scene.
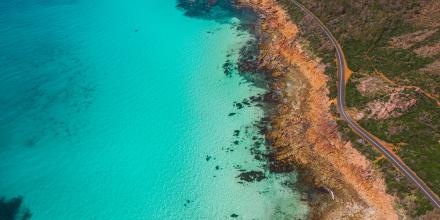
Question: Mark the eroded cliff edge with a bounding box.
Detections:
[237,0,400,219]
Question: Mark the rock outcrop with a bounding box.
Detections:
[237,0,400,219]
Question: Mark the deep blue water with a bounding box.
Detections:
[0,0,308,219]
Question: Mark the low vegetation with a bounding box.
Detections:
[278,0,440,216]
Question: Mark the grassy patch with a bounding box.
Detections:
[345,73,370,108]
[277,0,303,23]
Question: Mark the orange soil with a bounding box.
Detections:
[238,0,400,219]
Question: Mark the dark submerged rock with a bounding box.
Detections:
[234,102,244,109]
[223,60,235,77]
[237,170,266,182]
[0,196,32,220]
[176,0,256,24]
[233,130,240,137]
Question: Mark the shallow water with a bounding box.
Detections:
[0,0,308,219]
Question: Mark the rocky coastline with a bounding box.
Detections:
[235,0,401,219]
[177,0,404,218]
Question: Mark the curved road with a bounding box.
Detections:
[291,0,440,209]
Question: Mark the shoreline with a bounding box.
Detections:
[177,1,312,218]
[235,0,401,219]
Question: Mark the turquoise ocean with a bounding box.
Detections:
[0,0,308,219]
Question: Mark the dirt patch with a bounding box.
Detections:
[366,90,417,120]
[414,41,440,57]
[389,29,437,49]
[410,1,440,28]
[356,76,393,97]
[422,59,440,75]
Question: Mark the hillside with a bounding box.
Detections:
[278,0,440,217]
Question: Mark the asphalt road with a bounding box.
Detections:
[291,0,440,209]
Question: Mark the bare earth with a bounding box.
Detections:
[237,0,400,219]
